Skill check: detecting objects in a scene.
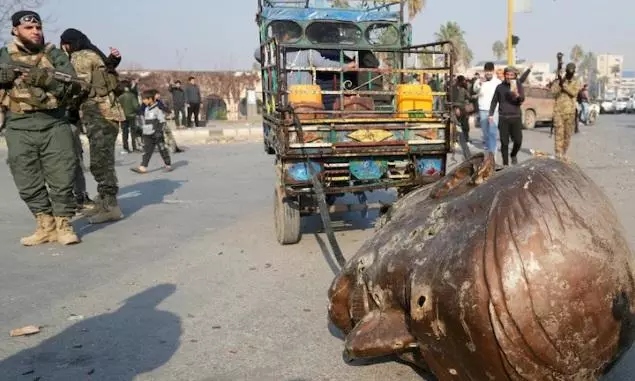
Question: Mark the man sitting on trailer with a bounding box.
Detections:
[253,29,358,87]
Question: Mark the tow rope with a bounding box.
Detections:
[285,107,347,268]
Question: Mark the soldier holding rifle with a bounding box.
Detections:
[549,52,581,161]
[0,11,88,246]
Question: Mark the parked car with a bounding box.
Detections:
[615,97,630,113]
[600,99,615,114]
[521,86,554,129]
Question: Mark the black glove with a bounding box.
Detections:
[24,67,54,89]
[0,67,16,85]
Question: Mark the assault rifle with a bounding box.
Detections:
[0,61,91,109]
[0,60,89,87]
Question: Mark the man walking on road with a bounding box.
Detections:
[489,67,525,166]
[473,62,501,156]
[0,11,84,245]
[184,76,201,127]
[549,63,581,161]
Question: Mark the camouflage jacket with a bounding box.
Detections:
[0,38,78,128]
[70,49,124,122]
[551,77,581,115]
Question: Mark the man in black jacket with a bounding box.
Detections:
[168,80,186,128]
[489,67,525,166]
[184,76,201,127]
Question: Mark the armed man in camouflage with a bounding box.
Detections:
[0,11,85,245]
[60,28,125,224]
[549,62,581,161]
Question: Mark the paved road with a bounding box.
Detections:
[0,114,633,381]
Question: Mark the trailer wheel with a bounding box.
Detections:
[274,187,301,245]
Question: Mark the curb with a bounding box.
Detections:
[0,127,264,150]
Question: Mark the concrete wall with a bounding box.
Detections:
[120,70,263,122]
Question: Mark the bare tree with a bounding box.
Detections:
[0,0,52,44]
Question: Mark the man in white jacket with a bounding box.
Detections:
[473,62,501,154]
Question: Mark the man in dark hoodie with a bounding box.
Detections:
[168,80,186,128]
[118,80,141,153]
[489,66,525,166]
[60,28,126,224]
[184,76,201,127]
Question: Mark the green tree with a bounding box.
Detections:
[330,0,426,19]
[492,41,505,61]
[434,21,473,72]
[578,51,597,83]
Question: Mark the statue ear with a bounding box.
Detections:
[344,309,416,360]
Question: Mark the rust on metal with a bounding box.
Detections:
[328,155,635,380]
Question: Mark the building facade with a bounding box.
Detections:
[596,54,624,90]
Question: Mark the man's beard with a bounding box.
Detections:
[565,72,574,80]
[18,35,45,52]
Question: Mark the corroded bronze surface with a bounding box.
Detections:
[328,156,635,380]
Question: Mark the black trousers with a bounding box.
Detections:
[498,116,523,165]
[173,105,186,127]
[141,132,171,167]
[121,117,138,151]
[187,102,200,127]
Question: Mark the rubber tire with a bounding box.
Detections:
[523,109,536,129]
[274,187,301,245]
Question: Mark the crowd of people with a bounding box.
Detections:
[449,60,585,167]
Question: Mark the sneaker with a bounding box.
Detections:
[130,166,148,174]
[164,165,173,172]
[511,156,518,165]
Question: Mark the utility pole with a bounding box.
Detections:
[507,0,514,66]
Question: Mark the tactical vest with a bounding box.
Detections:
[2,43,59,113]
[71,50,125,122]
[90,67,120,98]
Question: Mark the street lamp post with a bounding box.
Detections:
[507,0,514,66]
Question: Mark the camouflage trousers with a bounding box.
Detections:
[162,122,178,151]
[84,115,120,205]
[553,112,575,160]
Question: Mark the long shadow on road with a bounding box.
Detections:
[0,284,182,381]
[75,177,188,237]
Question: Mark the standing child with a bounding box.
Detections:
[131,89,172,173]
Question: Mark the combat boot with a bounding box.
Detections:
[20,213,57,246]
[76,193,96,214]
[88,196,123,224]
[54,216,80,245]
[82,194,104,217]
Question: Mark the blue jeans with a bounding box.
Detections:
[479,110,498,153]
[579,102,588,122]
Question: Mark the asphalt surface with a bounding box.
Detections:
[0,114,634,381]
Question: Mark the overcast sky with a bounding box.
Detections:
[28,0,630,71]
